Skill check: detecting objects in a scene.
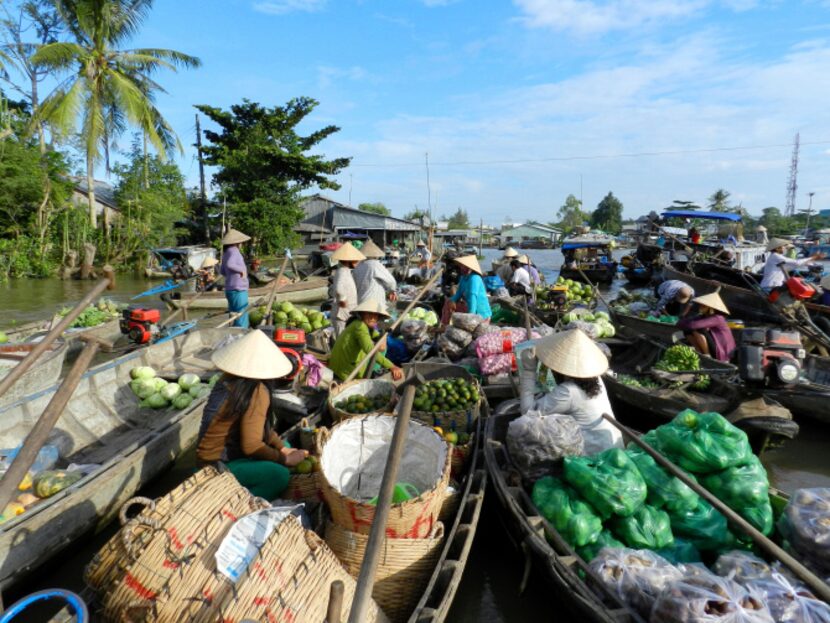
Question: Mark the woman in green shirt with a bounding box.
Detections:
[329,299,404,381]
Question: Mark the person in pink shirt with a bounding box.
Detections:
[677,291,735,362]
[220,229,251,327]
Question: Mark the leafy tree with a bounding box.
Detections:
[446,207,470,229]
[708,189,731,212]
[758,207,796,236]
[195,98,351,253]
[32,0,200,228]
[590,192,624,234]
[358,202,390,216]
[404,207,429,222]
[556,193,588,234]
[667,199,702,211]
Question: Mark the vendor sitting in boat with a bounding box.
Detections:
[448,255,492,321]
[196,257,220,292]
[329,299,404,381]
[415,239,432,263]
[197,330,309,500]
[760,238,825,291]
[677,290,735,362]
[654,279,694,316]
[507,256,533,297]
[532,329,623,455]
[495,247,519,284]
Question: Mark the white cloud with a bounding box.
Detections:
[252,0,326,15]
[317,65,371,89]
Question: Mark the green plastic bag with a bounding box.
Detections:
[611,504,675,550]
[532,476,603,548]
[737,501,774,535]
[626,444,700,513]
[656,538,701,564]
[564,448,647,519]
[655,409,754,473]
[577,530,625,562]
[668,497,732,551]
[700,455,770,509]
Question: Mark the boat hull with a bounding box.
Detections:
[0,340,68,408]
[611,311,682,344]
[170,277,329,310]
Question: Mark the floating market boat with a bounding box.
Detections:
[4,317,122,364]
[144,245,217,279]
[169,276,330,310]
[763,354,830,425]
[0,327,244,591]
[610,309,683,344]
[0,339,68,408]
[559,239,618,285]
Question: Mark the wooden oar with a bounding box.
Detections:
[262,254,291,326]
[0,335,115,514]
[601,413,830,601]
[0,269,114,401]
[345,268,444,384]
[577,267,611,310]
[161,288,207,325]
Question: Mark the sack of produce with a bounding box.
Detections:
[475,328,540,358]
[478,352,515,375]
[777,488,830,576]
[657,538,702,565]
[532,476,603,548]
[507,411,584,482]
[578,530,625,562]
[444,326,473,348]
[451,312,483,333]
[627,440,700,514]
[656,409,754,474]
[562,319,601,340]
[400,318,428,339]
[701,456,770,509]
[589,548,683,618]
[745,572,830,623]
[651,573,774,623]
[611,505,675,550]
[564,448,648,519]
[473,322,500,339]
[668,497,732,552]
[436,334,466,360]
[738,503,773,536]
[714,551,772,584]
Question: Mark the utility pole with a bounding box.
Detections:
[195,114,208,242]
[805,192,815,236]
[785,133,800,217]
[479,218,484,257]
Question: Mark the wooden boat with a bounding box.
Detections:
[0,339,68,408]
[144,245,217,279]
[610,309,683,344]
[764,354,830,425]
[559,239,618,285]
[169,276,330,310]
[0,327,245,591]
[5,318,122,363]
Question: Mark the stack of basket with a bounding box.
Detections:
[85,466,385,622]
[282,423,329,504]
[319,415,451,622]
[328,378,397,423]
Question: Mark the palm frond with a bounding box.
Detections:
[37,77,86,134]
[130,48,201,70]
[30,41,86,71]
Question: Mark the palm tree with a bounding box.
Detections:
[31,0,200,228]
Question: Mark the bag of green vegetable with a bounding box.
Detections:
[626,438,700,513]
[577,530,625,562]
[531,476,603,548]
[657,538,702,565]
[611,504,674,550]
[564,447,647,519]
[33,470,83,498]
[701,455,769,509]
[656,409,754,473]
[668,497,732,551]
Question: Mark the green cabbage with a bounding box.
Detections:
[152,377,168,392]
[160,383,182,400]
[146,393,168,409]
[208,373,222,387]
[189,383,211,399]
[177,373,201,390]
[130,366,156,380]
[131,378,157,399]
[172,393,194,410]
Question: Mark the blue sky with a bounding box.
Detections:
[48,1,830,223]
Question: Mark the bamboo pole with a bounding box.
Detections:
[326,580,344,623]
[601,414,830,602]
[262,255,291,326]
[0,269,114,401]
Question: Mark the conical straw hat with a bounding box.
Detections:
[503,247,519,258]
[351,298,390,318]
[201,257,219,269]
[453,254,483,275]
[692,290,730,315]
[756,225,767,232]
[534,329,609,378]
[416,239,426,246]
[360,239,385,259]
[766,238,792,252]
[517,254,530,264]
[212,330,293,379]
[221,228,250,245]
[330,241,366,262]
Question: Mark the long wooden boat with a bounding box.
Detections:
[764,354,830,425]
[169,276,329,309]
[0,339,68,408]
[0,327,245,591]
[610,309,683,344]
[5,318,122,363]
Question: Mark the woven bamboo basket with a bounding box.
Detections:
[438,487,460,527]
[450,439,473,479]
[284,471,322,502]
[403,361,482,433]
[328,378,396,423]
[325,520,445,623]
[84,466,223,594]
[319,415,451,538]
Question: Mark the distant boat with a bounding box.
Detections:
[169,276,330,310]
[144,245,217,279]
[559,237,618,284]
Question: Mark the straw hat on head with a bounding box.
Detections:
[360,239,385,259]
[416,240,426,247]
[516,254,530,265]
[201,257,219,269]
[503,247,519,258]
[693,289,730,315]
[453,254,483,275]
[221,228,250,246]
[767,238,793,252]
[390,250,401,259]
[212,330,293,380]
[330,241,366,263]
[534,329,609,378]
[351,298,390,318]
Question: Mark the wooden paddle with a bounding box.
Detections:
[601,413,830,602]
[262,254,291,326]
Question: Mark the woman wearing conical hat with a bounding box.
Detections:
[677,290,735,362]
[353,239,397,311]
[760,238,825,291]
[196,256,220,292]
[197,331,309,500]
[328,299,404,382]
[220,228,251,327]
[448,255,492,321]
[329,242,365,337]
[533,329,623,454]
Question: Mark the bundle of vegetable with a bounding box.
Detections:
[59,298,121,328]
[654,344,710,390]
[617,374,661,389]
[532,476,603,548]
[128,367,211,410]
[334,392,393,414]
[563,447,648,519]
[403,306,439,327]
[561,310,616,339]
[412,378,479,414]
[250,301,330,331]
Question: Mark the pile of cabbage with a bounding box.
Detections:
[129,366,218,410]
[560,309,616,339]
[403,306,439,327]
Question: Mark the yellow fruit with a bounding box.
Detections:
[18,472,32,491]
[444,432,458,445]
[433,426,444,436]
[3,502,24,517]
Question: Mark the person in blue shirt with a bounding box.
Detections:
[448,255,492,320]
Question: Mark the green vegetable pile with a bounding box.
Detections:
[617,374,660,389]
[129,367,218,410]
[403,307,439,326]
[335,392,392,414]
[554,276,597,305]
[645,314,679,324]
[654,344,711,390]
[412,378,479,414]
[249,301,330,331]
[59,299,121,328]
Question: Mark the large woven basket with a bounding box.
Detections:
[450,439,474,479]
[284,471,322,503]
[325,520,444,623]
[403,361,482,433]
[319,415,451,538]
[328,378,396,422]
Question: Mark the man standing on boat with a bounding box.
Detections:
[415,239,432,263]
[329,242,365,337]
[220,229,251,328]
[353,239,397,311]
[760,238,825,291]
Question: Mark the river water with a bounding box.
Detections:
[2,250,829,620]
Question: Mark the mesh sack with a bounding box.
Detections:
[444,326,473,348]
[651,574,774,623]
[437,334,465,361]
[451,312,483,333]
[507,411,584,481]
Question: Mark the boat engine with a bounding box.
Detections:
[767,275,818,306]
[120,306,161,344]
[737,328,805,386]
[258,327,305,380]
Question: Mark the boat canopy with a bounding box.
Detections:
[662,210,742,222]
[561,241,611,250]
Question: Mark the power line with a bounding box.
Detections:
[348,139,830,168]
